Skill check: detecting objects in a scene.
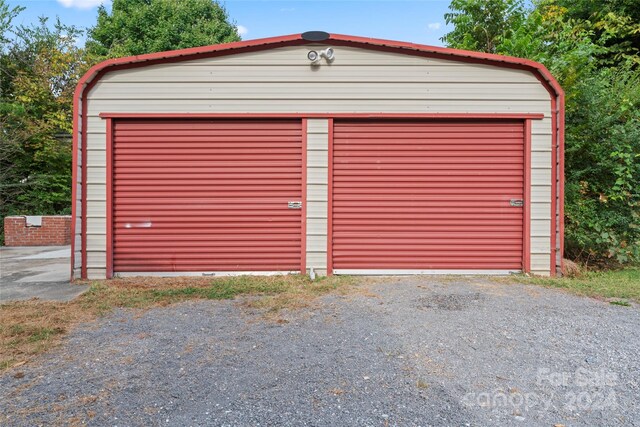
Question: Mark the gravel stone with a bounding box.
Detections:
[1,277,639,426]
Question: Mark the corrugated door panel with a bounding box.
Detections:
[332,120,524,270]
[113,119,302,272]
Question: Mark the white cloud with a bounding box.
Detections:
[280,7,296,12]
[427,22,442,31]
[237,25,248,36]
[57,0,107,9]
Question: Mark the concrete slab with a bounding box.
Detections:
[0,246,88,302]
[19,248,70,260]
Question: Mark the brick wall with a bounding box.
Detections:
[3,216,72,246]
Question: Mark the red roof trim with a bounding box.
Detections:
[98,112,545,120]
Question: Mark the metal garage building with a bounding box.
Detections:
[71,32,564,279]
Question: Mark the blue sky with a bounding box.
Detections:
[7,0,452,46]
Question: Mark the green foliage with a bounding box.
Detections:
[563,65,640,263]
[1,0,242,243]
[442,0,527,53]
[442,0,640,264]
[0,1,22,45]
[86,0,241,58]
[552,0,640,64]
[1,11,88,241]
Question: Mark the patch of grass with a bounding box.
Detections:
[609,300,632,307]
[503,267,640,303]
[0,274,357,372]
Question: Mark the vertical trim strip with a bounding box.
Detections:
[81,90,88,279]
[550,98,558,277]
[559,95,565,273]
[327,118,334,275]
[106,118,113,279]
[300,118,308,274]
[70,91,79,281]
[523,119,532,273]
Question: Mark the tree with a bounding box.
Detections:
[441,0,527,53]
[441,0,640,264]
[1,7,89,240]
[562,65,640,263]
[86,0,241,58]
[553,0,640,63]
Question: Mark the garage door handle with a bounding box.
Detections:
[288,201,303,209]
[510,199,524,207]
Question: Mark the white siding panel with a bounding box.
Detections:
[532,186,551,203]
[306,252,327,269]
[87,167,105,185]
[87,217,106,236]
[87,131,106,151]
[305,119,329,273]
[91,82,549,101]
[531,254,551,276]
[308,167,328,184]
[87,149,106,167]
[87,201,106,218]
[307,133,328,149]
[307,235,326,251]
[87,252,106,268]
[88,99,551,114]
[531,203,552,220]
[87,184,106,201]
[532,236,551,254]
[532,151,552,169]
[181,46,465,66]
[87,116,106,133]
[87,234,106,249]
[532,118,552,135]
[532,134,552,151]
[532,219,551,237]
[307,120,328,134]
[532,169,551,183]
[307,184,327,202]
[307,202,328,219]
[87,268,106,280]
[101,66,539,85]
[308,149,328,168]
[307,217,327,235]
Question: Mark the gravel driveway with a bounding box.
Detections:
[1,277,639,426]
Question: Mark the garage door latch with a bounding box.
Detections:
[288,201,303,209]
[510,199,524,207]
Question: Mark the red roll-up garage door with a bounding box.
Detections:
[112,119,303,273]
[331,120,525,272]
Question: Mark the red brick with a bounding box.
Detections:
[3,215,72,246]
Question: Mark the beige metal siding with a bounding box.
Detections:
[83,44,554,278]
[306,119,329,275]
[73,99,83,276]
[530,119,552,275]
